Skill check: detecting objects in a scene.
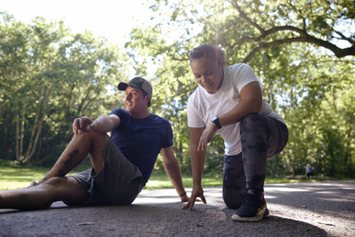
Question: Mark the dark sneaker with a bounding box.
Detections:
[231,190,268,222]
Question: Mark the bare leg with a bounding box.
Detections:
[38,131,109,184]
[0,177,89,209]
[0,131,109,209]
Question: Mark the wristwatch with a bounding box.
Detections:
[211,116,222,129]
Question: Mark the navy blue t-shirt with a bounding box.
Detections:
[109,108,173,186]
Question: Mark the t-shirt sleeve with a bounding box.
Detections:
[109,107,128,133]
[161,120,173,148]
[187,96,205,128]
[232,63,261,94]
[109,107,125,118]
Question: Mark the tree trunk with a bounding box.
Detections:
[24,83,51,164]
[16,113,20,161]
[5,112,13,153]
[350,154,353,179]
[16,111,25,163]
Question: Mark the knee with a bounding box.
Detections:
[240,114,266,140]
[223,189,243,209]
[224,198,241,209]
[75,130,102,138]
[75,130,109,143]
[223,196,242,209]
[240,113,261,128]
[43,177,68,189]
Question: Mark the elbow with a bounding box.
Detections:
[163,156,176,168]
[248,98,262,114]
[163,160,177,173]
[255,102,262,113]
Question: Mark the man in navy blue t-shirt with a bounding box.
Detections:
[0,77,188,209]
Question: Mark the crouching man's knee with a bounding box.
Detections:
[223,188,243,209]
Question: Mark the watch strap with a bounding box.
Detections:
[211,116,222,129]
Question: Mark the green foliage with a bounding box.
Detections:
[0,13,129,165]
[126,0,355,178]
[1,1,354,180]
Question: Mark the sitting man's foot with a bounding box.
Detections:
[28,180,37,187]
[232,190,268,222]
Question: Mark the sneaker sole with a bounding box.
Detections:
[231,207,268,222]
[263,208,270,218]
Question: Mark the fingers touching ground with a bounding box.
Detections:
[182,187,207,210]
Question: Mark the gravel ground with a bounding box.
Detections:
[0,181,354,237]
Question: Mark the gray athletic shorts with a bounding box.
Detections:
[70,138,143,206]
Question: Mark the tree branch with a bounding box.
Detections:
[334,30,355,44]
[287,0,307,31]
[242,37,303,63]
[229,0,355,62]
[229,0,265,34]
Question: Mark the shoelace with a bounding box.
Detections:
[240,191,260,207]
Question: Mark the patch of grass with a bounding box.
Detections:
[144,174,328,190]
[0,163,351,191]
[0,166,48,190]
[265,177,312,184]
[144,175,223,190]
[0,164,78,190]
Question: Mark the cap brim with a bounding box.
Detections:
[117,82,141,91]
[117,82,128,91]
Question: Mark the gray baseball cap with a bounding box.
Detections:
[117,77,153,96]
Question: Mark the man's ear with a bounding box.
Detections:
[145,94,151,102]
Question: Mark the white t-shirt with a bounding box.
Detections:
[187,63,286,156]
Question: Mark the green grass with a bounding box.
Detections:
[0,163,351,191]
[0,165,78,190]
[144,174,318,190]
[145,175,223,190]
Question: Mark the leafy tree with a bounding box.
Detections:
[126,0,355,177]
[0,13,129,165]
[226,0,355,62]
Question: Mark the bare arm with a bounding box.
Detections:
[182,127,207,210]
[73,114,121,135]
[161,146,188,202]
[183,81,263,210]
[219,81,262,126]
[198,81,263,151]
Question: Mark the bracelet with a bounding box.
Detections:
[179,191,186,197]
